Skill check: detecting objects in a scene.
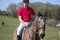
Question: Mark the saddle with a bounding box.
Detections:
[21,22,33,40]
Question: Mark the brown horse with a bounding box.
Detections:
[13,12,46,40]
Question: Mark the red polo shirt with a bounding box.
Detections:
[18,6,35,22]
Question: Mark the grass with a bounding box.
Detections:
[0,16,19,40]
[0,16,60,40]
[42,26,59,40]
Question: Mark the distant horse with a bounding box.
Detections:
[13,12,46,40]
[2,21,4,26]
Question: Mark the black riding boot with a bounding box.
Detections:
[17,35,22,40]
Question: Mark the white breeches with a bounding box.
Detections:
[17,22,32,35]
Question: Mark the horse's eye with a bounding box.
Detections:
[41,17,42,19]
[38,21,40,23]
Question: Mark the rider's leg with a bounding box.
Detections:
[17,22,32,40]
[17,23,26,40]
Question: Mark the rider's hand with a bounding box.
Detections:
[20,20,24,23]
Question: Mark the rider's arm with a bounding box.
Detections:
[18,8,24,23]
[31,8,35,20]
[18,16,24,23]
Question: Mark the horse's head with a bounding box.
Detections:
[36,11,47,39]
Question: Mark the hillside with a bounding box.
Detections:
[1,2,59,20]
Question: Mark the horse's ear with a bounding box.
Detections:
[38,11,43,17]
[44,12,47,20]
[44,12,47,17]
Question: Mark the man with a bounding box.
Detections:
[17,0,35,40]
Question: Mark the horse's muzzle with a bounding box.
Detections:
[40,33,45,39]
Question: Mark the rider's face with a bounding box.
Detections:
[23,3,29,8]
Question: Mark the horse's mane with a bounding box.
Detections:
[30,16,38,32]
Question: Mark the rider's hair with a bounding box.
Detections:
[23,0,29,3]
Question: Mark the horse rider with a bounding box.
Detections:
[17,0,35,40]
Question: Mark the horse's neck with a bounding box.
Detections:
[30,19,37,32]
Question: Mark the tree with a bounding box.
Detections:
[56,8,60,20]
[6,3,17,17]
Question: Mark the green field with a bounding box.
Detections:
[0,16,60,40]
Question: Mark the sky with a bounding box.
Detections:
[0,0,60,11]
